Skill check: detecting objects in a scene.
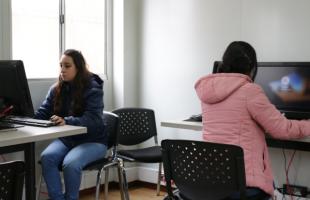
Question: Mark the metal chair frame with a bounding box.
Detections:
[112,107,162,197]
[36,111,129,200]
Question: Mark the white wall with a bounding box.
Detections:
[130,0,310,190]
[113,0,141,108]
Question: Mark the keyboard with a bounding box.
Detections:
[184,114,202,122]
[3,116,56,127]
[0,121,23,132]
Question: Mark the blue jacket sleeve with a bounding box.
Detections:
[64,86,104,136]
[34,86,55,120]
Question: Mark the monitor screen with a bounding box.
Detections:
[255,62,310,119]
[0,60,34,117]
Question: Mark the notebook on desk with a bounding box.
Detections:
[3,116,56,127]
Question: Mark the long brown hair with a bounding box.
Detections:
[54,49,91,116]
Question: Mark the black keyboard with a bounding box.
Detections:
[0,121,17,128]
[184,114,202,122]
[0,121,23,131]
[3,116,56,127]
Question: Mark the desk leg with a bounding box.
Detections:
[24,142,36,200]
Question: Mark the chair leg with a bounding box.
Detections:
[156,163,162,196]
[36,174,42,200]
[104,168,110,200]
[117,159,130,200]
[95,167,104,200]
[117,162,125,200]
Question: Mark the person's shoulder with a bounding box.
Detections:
[242,82,265,97]
[51,82,58,89]
[241,81,262,90]
[47,82,58,94]
[89,73,104,89]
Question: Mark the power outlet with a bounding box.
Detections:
[283,184,308,197]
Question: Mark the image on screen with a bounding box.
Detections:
[255,62,310,119]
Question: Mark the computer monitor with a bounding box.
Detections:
[212,61,222,73]
[255,62,310,119]
[0,60,34,117]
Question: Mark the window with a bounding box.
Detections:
[11,0,109,78]
[12,0,59,78]
[65,0,106,76]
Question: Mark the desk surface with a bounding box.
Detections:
[161,120,203,131]
[161,120,310,143]
[0,125,87,147]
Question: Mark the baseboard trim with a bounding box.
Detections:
[80,180,166,195]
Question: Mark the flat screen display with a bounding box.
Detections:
[0,60,34,117]
[255,62,310,119]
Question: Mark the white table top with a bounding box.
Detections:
[161,120,203,131]
[161,120,310,143]
[0,125,87,147]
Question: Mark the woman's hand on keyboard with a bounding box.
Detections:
[50,115,65,126]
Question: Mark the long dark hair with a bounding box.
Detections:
[54,49,91,116]
[218,41,257,80]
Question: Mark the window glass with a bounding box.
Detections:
[65,0,106,75]
[12,0,107,78]
[12,0,59,78]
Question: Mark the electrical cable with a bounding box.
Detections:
[282,149,296,200]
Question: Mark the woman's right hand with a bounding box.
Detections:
[50,115,65,126]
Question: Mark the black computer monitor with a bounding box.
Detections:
[0,60,34,117]
[212,61,222,73]
[255,62,310,119]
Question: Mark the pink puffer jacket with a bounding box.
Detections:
[195,73,310,196]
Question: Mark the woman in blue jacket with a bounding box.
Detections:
[35,49,107,200]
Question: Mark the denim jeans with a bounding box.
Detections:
[40,139,107,200]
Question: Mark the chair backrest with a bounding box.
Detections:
[102,111,119,151]
[112,108,158,145]
[0,160,25,200]
[161,139,246,200]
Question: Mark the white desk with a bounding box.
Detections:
[0,125,87,200]
[161,120,310,150]
[161,120,202,131]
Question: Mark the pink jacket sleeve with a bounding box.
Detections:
[246,84,310,139]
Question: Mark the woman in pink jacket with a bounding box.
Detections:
[195,41,310,199]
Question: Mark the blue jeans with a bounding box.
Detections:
[40,139,107,200]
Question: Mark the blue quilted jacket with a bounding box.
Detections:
[34,74,107,147]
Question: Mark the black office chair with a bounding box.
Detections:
[161,139,247,200]
[112,107,162,197]
[36,111,129,200]
[0,160,25,200]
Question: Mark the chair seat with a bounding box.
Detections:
[118,146,162,163]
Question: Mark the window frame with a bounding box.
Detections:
[6,0,112,80]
